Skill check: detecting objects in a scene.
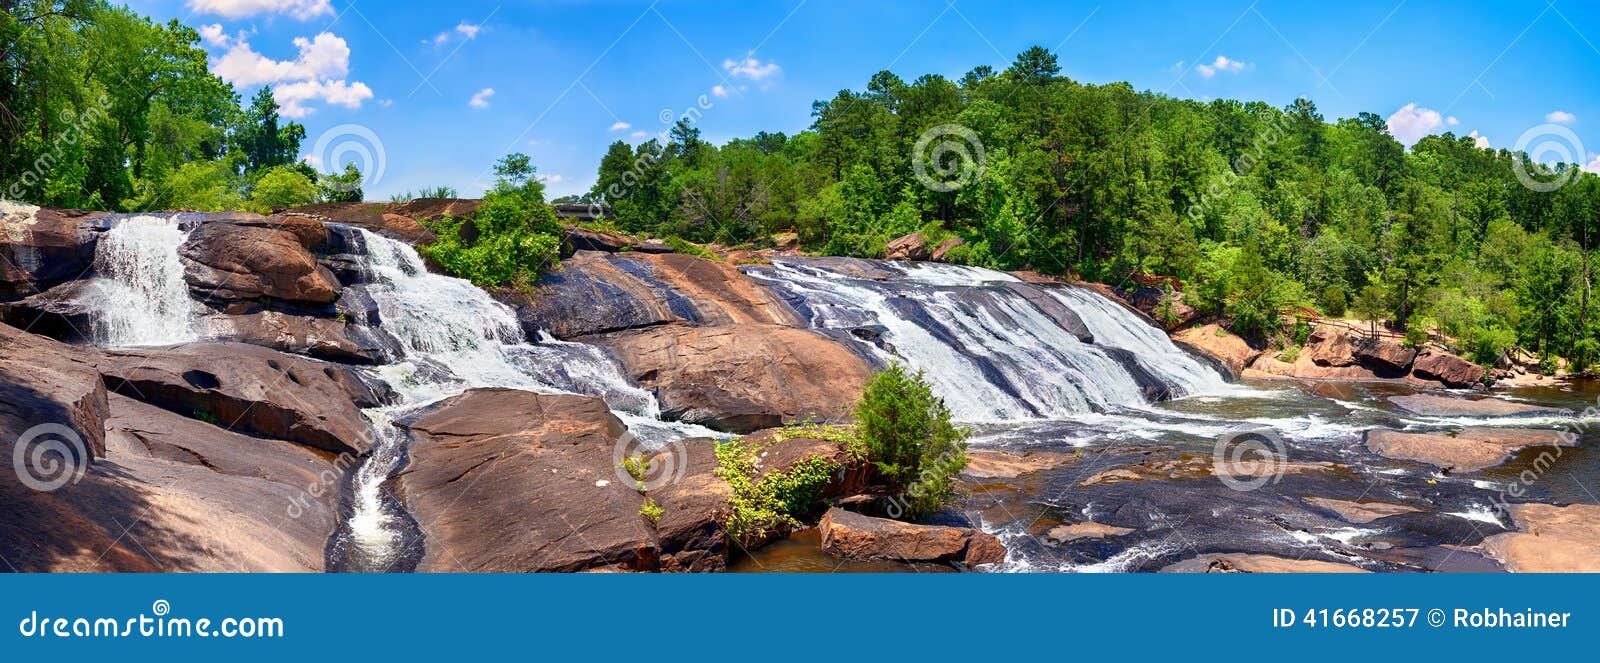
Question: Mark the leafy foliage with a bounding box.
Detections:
[713,438,840,545]
[417,153,562,288]
[853,364,968,517]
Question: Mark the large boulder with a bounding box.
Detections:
[590,323,872,433]
[884,232,930,261]
[930,237,966,262]
[0,322,109,459]
[1353,337,1418,372]
[1303,326,1358,367]
[180,217,340,306]
[0,279,101,342]
[561,225,634,256]
[523,251,798,339]
[1172,323,1260,379]
[1365,428,1573,472]
[397,388,728,572]
[1411,348,1486,387]
[0,203,109,299]
[817,507,1005,568]
[283,200,468,245]
[96,342,390,455]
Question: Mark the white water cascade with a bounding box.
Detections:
[86,215,198,347]
[339,229,719,570]
[748,258,1228,422]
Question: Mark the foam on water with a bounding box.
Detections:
[85,215,198,347]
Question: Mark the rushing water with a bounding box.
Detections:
[85,215,197,347]
[329,229,720,572]
[747,258,1230,422]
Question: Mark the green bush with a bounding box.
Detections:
[417,153,563,288]
[251,166,319,210]
[714,438,840,545]
[663,236,723,261]
[853,364,968,517]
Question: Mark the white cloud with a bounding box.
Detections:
[187,0,332,20]
[711,85,729,98]
[198,24,233,48]
[275,79,372,118]
[1446,116,1460,126]
[1386,103,1443,146]
[209,32,371,117]
[629,130,649,139]
[1468,130,1490,149]
[431,21,483,48]
[1547,110,1577,124]
[1195,55,1247,78]
[212,32,351,86]
[609,121,632,132]
[537,173,564,184]
[377,99,394,108]
[1584,154,1600,174]
[469,88,495,109]
[723,57,780,81]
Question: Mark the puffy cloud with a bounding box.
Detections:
[275,79,373,118]
[186,0,332,20]
[1386,103,1443,146]
[1468,130,1490,149]
[723,57,780,81]
[198,24,233,48]
[1195,55,1247,78]
[1547,110,1577,123]
[209,32,372,117]
[212,32,351,86]
[456,22,482,40]
[1446,116,1460,126]
[537,173,564,184]
[609,121,632,132]
[629,130,649,139]
[1585,154,1600,174]
[469,88,495,109]
[711,85,729,98]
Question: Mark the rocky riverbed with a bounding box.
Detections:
[2,200,1596,573]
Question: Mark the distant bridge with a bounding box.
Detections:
[552,203,610,221]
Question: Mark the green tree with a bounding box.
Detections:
[853,364,968,518]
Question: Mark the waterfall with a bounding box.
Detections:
[746,258,1226,422]
[85,215,197,347]
[336,229,718,570]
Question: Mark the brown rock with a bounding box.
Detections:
[818,507,1005,568]
[284,200,466,245]
[204,311,394,365]
[399,388,727,572]
[771,233,800,251]
[884,232,930,261]
[0,322,109,459]
[1303,326,1358,367]
[96,342,390,455]
[962,450,1077,479]
[648,438,733,572]
[1045,522,1134,543]
[1353,337,1418,372]
[591,323,872,433]
[1412,348,1486,387]
[180,219,340,304]
[1388,394,1564,418]
[561,225,633,256]
[930,237,966,262]
[1303,497,1422,524]
[1161,553,1370,573]
[0,203,109,299]
[1365,428,1574,472]
[1480,503,1600,572]
[0,279,101,342]
[1172,323,1260,379]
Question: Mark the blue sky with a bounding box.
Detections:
[125,0,1600,200]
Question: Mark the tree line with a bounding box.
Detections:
[1,1,358,214]
[577,46,1600,372]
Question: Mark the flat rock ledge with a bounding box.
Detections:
[1480,503,1600,572]
[1161,553,1370,573]
[1365,428,1573,473]
[818,507,1005,569]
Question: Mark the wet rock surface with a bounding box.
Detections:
[818,507,1005,568]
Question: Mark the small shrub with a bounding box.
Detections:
[621,454,650,482]
[1277,346,1301,363]
[854,364,968,517]
[639,497,663,524]
[714,438,841,545]
[663,236,723,261]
